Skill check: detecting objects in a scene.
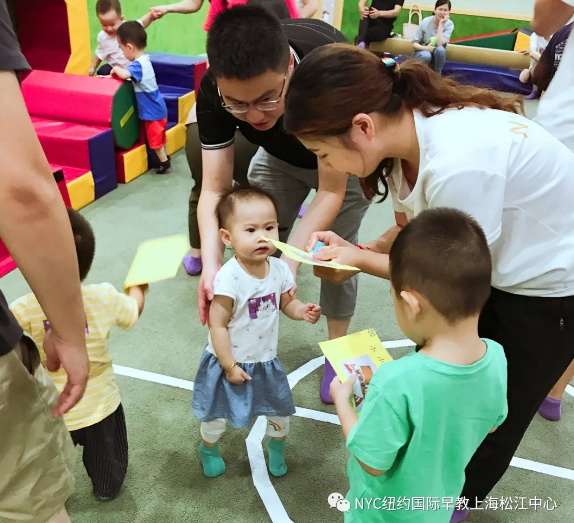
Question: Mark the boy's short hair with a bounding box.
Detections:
[215,185,279,229]
[206,5,290,80]
[117,21,147,49]
[389,208,492,324]
[96,0,122,16]
[66,208,96,282]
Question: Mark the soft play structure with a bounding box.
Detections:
[371,30,532,94]
[9,0,91,75]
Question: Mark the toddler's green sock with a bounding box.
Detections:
[268,438,287,477]
[199,442,226,478]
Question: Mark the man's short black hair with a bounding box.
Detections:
[66,208,96,282]
[206,5,290,80]
[215,185,279,229]
[389,208,492,324]
[96,0,122,16]
[117,20,147,49]
[246,0,291,20]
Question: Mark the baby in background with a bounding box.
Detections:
[330,208,508,523]
[112,21,171,174]
[10,208,148,502]
[192,186,321,478]
[89,0,154,76]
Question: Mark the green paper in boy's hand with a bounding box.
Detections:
[124,235,189,290]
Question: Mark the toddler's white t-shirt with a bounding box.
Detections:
[95,19,143,69]
[207,257,294,363]
[388,107,574,297]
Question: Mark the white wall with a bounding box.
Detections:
[449,0,535,16]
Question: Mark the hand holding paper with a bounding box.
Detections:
[261,236,359,271]
[124,235,190,290]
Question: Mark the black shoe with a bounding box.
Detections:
[156,159,171,174]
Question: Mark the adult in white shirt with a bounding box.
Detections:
[532,0,574,422]
[283,46,574,523]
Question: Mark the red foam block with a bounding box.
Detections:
[22,70,122,128]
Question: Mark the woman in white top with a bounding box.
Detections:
[412,0,454,75]
[532,0,574,421]
[283,46,574,523]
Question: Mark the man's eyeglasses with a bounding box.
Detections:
[219,76,287,114]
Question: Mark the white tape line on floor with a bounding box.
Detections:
[246,416,294,523]
[566,384,574,397]
[113,364,194,391]
[511,457,574,481]
[294,407,340,425]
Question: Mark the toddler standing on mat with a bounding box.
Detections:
[112,21,171,174]
[330,209,508,523]
[10,208,148,501]
[192,186,321,478]
[89,0,154,76]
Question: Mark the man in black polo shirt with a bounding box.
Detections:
[0,1,89,521]
[196,6,370,403]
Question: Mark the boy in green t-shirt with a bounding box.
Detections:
[330,208,508,523]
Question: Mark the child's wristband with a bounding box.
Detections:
[225,361,237,374]
[355,244,370,250]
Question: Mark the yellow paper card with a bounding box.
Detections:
[124,235,189,289]
[261,236,359,271]
[319,329,393,412]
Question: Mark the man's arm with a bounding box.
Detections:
[532,0,574,38]
[0,71,88,415]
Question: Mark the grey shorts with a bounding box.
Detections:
[248,148,370,319]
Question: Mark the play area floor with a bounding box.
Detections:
[2,101,573,522]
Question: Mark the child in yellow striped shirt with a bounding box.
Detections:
[10,208,147,501]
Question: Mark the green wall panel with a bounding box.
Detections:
[341,3,530,44]
[88,0,209,56]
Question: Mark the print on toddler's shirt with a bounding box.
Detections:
[248,293,278,320]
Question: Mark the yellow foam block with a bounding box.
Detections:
[166,124,187,155]
[67,172,95,210]
[121,144,149,184]
[514,31,531,53]
[178,91,196,125]
[64,0,91,75]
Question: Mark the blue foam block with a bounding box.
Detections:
[158,84,193,125]
[311,241,325,254]
[149,53,206,90]
[87,128,117,199]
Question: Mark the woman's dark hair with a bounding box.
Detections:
[284,44,524,201]
[435,0,452,10]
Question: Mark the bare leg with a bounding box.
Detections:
[549,357,574,399]
[49,508,71,523]
[155,145,168,163]
[327,317,351,340]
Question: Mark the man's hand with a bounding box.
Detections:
[330,374,357,405]
[225,365,252,385]
[43,329,89,418]
[198,267,219,325]
[302,303,321,324]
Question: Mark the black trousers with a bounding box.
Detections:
[70,404,128,499]
[357,18,392,45]
[462,288,574,505]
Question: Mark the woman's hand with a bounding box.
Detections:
[149,6,168,19]
[425,45,437,52]
[312,245,362,284]
[359,5,369,18]
[307,231,353,252]
[369,8,381,18]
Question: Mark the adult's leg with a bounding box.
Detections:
[248,148,312,247]
[364,23,392,47]
[357,18,370,46]
[461,290,574,507]
[0,338,74,523]
[81,404,129,499]
[431,46,447,75]
[413,50,432,65]
[186,125,258,258]
[319,175,370,403]
[48,509,71,523]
